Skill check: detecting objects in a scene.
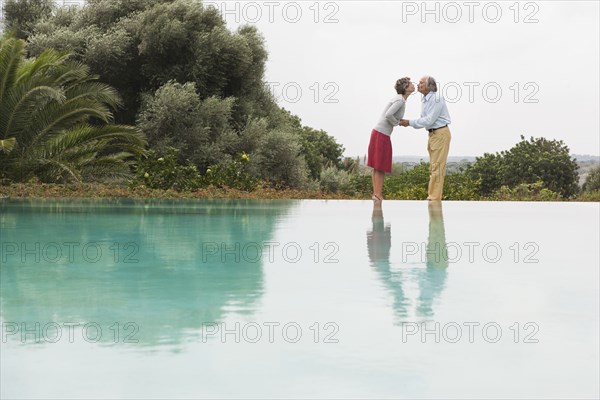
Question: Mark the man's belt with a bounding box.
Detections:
[428,125,448,133]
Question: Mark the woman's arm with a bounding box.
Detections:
[384,98,405,126]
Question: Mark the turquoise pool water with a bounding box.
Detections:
[1,199,598,399]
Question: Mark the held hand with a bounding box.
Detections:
[399,119,409,127]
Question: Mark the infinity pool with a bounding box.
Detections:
[1,199,598,399]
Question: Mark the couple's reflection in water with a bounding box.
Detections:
[367,201,448,320]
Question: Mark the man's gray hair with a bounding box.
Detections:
[425,76,438,92]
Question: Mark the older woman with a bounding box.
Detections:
[368,77,415,202]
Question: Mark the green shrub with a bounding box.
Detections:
[203,153,258,191]
[443,173,481,200]
[251,130,309,188]
[136,81,241,170]
[392,186,429,200]
[345,162,481,200]
[467,136,579,198]
[135,147,202,191]
[320,166,350,193]
[576,190,600,202]
[383,162,430,198]
[489,182,562,201]
[344,173,372,197]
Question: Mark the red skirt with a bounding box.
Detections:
[367,129,392,173]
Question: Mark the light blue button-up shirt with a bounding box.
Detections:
[409,91,451,130]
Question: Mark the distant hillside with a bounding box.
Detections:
[388,154,599,163]
[572,154,600,162]
[392,156,476,164]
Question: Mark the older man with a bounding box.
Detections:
[400,76,451,201]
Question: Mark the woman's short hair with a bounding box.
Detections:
[395,77,411,95]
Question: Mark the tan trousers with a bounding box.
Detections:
[427,127,451,201]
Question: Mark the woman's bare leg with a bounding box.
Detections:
[372,169,385,200]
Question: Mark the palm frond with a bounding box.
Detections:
[16,49,72,84]
[0,37,147,183]
[64,81,123,110]
[0,38,25,108]
[0,84,66,140]
[0,137,17,153]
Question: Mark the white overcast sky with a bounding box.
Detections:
[213,0,600,157]
[3,0,597,157]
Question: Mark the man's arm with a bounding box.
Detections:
[409,97,445,129]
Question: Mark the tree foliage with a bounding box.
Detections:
[17,0,344,188]
[25,0,271,125]
[298,126,345,180]
[463,152,502,196]
[3,0,54,40]
[137,81,212,169]
[250,130,309,188]
[467,136,579,198]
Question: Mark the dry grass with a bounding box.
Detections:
[0,183,359,200]
[1,183,597,202]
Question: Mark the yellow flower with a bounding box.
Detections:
[144,172,150,178]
